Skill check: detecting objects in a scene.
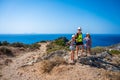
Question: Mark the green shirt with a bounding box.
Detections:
[76,34,83,42]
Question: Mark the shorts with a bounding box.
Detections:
[76,42,83,45]
[69,46,75,51]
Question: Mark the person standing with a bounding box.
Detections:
[75,27,84,58]
[67,34,76,64]
[84,33,92,56]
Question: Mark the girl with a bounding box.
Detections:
[67,34,76,64]
[84,33,92,56]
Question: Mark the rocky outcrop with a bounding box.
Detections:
[78,52,120,71]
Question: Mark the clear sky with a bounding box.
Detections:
[0,0,120,34]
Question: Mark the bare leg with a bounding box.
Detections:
[71,51,73,61]
[80,45,84,56]
[82,45,84,53]
[88,47,91,55]
[72,51,74,61]
[76,46,79,57]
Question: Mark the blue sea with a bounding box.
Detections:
[0,34,120,47]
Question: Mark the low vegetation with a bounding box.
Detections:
[29,43,41,50]
[0,47,14,57]
[0,41,41,50]
[40,56,67,73]
[102,71,120,80]
[108,50,120,55]
[10,42,27,48]
[46,37,69,53]
[91,46,106,54]
[0,41,10,46]
[54,37,69,46]
[40,40,47,43]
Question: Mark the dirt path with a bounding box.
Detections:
[1,42,49,80]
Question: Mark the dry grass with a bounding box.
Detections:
[91,47,106,54]
[0,66,3,78]
[101,71,120,80]
[40,56,67,73]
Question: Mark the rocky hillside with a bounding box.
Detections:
[0,38,120,80]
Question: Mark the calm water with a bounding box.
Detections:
[0,34,120,47]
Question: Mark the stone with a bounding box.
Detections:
[78,52,120,71]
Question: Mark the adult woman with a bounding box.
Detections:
[75,27,84,58]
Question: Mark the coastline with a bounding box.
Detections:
[0,34,120,47]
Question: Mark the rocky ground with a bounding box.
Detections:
[0,42,120,80]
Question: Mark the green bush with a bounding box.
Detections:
[109,50,120,55]
[46,37,69,53]
[40,40,47,43]
[91,47,106,53]
[0,47,14,57]
[54,37,69,46]
[29,43,41,50]
[11,42,26,47]
[1,41,10,46]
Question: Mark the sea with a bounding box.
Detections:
[0,34,120,47]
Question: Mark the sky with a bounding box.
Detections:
[0,0,120,34]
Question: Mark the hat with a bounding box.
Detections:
[86,33,89,35]
[77,27,82,30]
[72,34,75,38]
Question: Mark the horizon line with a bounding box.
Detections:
[0,33,120,35]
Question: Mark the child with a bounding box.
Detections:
[67,34,76,64]
[84,33,92,56]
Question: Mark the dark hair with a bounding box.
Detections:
[86,34,91,39]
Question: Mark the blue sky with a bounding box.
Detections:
[0,0,120,34]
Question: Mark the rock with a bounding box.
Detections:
[31,69,36,72]
[78,52,120,71]
[4,59,13,65]
[27,61,33,66]
[42,50,68,60]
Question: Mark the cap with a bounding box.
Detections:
[77,27,82,30]
[72,34,75,37]
[86,33,89,35]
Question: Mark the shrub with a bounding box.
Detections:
[1,41,10,46]
[29,43,41,50]
[91,47,106,53]
[0,47,14,57]
[46,42,69,54]
[108,50,120,55]
[54,37,69,46]
[40,40,47,43]
[46,37,69,53]
[40,56,66,73]
[11,42,26,47]
[0,41,2,46]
